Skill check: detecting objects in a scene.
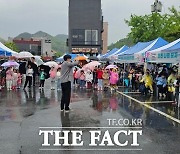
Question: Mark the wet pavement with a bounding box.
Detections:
[0,80,180,154]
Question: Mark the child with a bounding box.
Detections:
[39,68,46,89]
[109,68,119,92]
[102,69,109,91]
[79,70,86,89]
[17,70,22,89]
[85,70,93,89]
[12,69,18,90]
[73,67,78,87]
[56,68,61,91]
[97,67,103,91]
[49,66,56,90]
[6,67,13,91]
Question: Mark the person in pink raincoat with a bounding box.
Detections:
[6,67,14,91]
[49,66,57,90]
[109,68,119,92]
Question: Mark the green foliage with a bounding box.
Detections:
[125,6,180,43]
[54,51,63,58]
[4,42,19,52]
[108,38,134,50]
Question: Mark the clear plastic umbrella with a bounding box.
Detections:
[17,51,33,58]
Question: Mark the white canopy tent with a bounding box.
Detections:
[0,42,18,56]
[147,38,180,63]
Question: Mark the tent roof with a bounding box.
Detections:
[0,47,12,56]
[101,48,119,58]
[122,40,154,55]
[112,45,129,56]
[136,37,169,55]
[0,42,18,56]
[150,38,180,53]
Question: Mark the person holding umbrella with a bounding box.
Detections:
[30,57,38,86]
[60,55,79,112]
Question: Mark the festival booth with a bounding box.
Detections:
[134,37,168,63]
[0,47,12,56]
[100,48,119,59]
[117,40,154,63]
[117,37,168,63]
[0,42,18,57]
[108,45,129,60]
[147,38,180,63]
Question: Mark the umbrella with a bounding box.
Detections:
[44,61,58,68]
[105,64,118,70]
[74,56,87,61]
[1,61,19,67]
[88,56,99,61]
[56,57,64,62]
[82,61,101,71]
[39,65,51,79]
[34,56,44,66]
[17,51,33,58]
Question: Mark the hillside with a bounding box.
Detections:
[15,31,68,53]
[108,38,134,50]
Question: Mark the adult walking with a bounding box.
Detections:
[23,64,33,90]
[60,55,79,112]
[30,57,38,86]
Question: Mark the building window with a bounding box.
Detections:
[72,29,98,45]
[85,30,98,45]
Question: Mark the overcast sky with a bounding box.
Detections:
[0,0,179,44]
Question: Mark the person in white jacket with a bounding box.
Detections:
[85,70,93,89]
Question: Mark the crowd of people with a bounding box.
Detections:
[0,57,179,107]
[72,63,180,107]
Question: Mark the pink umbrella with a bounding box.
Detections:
[82,61,101,71]
[1,61,19,67]
[105,64,118,70]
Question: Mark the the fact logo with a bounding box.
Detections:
[39,127,142,150]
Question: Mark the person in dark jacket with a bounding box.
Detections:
[60,55,79,112]
[30,57,38,86]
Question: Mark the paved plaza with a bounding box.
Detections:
[0,80,180,154]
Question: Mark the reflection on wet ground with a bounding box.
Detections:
[0,81,180,154]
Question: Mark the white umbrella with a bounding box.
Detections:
[17,51,33,58]
[44,61,58,68]
[34,56,44,66]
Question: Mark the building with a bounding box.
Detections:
[68,0,103,56]
[13,38,54,57]
[102,22,108,55]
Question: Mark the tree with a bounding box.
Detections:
[125,6,180,43]
[4,42,20,52]
[54,51,63,58]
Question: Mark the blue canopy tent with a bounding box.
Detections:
[108,45,129,60]
[148,38,180,63]
[100,48,119,59]
[0,47,12,56]
[118,37,168,63]
[135,37,169,63]
[114,45,129,55]
[0,42,17,56]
